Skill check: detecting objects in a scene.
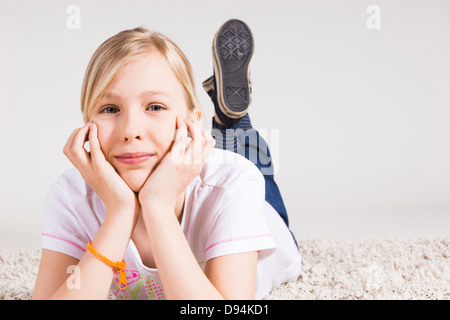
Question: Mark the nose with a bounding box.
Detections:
[124,135,141,142]
[120,109,144,142]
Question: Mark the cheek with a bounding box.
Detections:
[150,121,177,154]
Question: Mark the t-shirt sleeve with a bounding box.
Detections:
[41,180,89,260]
[205,166,277,262]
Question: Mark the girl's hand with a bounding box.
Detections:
[63,122,139,218]
[138,117,216,212]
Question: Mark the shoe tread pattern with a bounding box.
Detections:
[218,21,252,61]
[215,19,253,113]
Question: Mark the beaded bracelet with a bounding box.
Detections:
[86,241,127,290]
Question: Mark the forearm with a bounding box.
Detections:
[50,212,135,299]
[143,205,224,300]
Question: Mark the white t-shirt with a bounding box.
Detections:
[41,148,301,300]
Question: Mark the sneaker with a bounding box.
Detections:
[204,19,254,126]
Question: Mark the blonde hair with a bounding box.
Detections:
[80,26,201,123]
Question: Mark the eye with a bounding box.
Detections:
[100,105,119,114]
[147,104,165,112]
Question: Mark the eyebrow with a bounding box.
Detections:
[103,90,171,100]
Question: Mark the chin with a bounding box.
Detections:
[120,169,151,193]
[128,179,146,193]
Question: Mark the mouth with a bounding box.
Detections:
[115,152,155,165]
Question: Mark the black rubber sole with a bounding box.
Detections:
[213,19,254,119]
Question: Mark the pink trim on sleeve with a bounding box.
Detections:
[42,233,86,253]
[206,234,272,252]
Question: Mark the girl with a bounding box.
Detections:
[33,20,300,300]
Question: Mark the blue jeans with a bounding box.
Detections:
[211,114,297,245]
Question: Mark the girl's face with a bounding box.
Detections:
[90,51,197,192]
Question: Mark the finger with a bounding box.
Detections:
[65,123,91,167]
[63,128,80,165]
[201,127,215,144]
[185,119,203,150]
[63,128,79,156]
[201,129,216,162]
[185,120,203,164]
[170,117,188,164]
[88,122,106,165]
[174,116,188,144]
[186,119,201,141]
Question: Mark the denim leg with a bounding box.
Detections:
[211,115,290,227]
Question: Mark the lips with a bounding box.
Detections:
[115,152,154,165]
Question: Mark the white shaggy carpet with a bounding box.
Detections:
[1,237,449,300]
